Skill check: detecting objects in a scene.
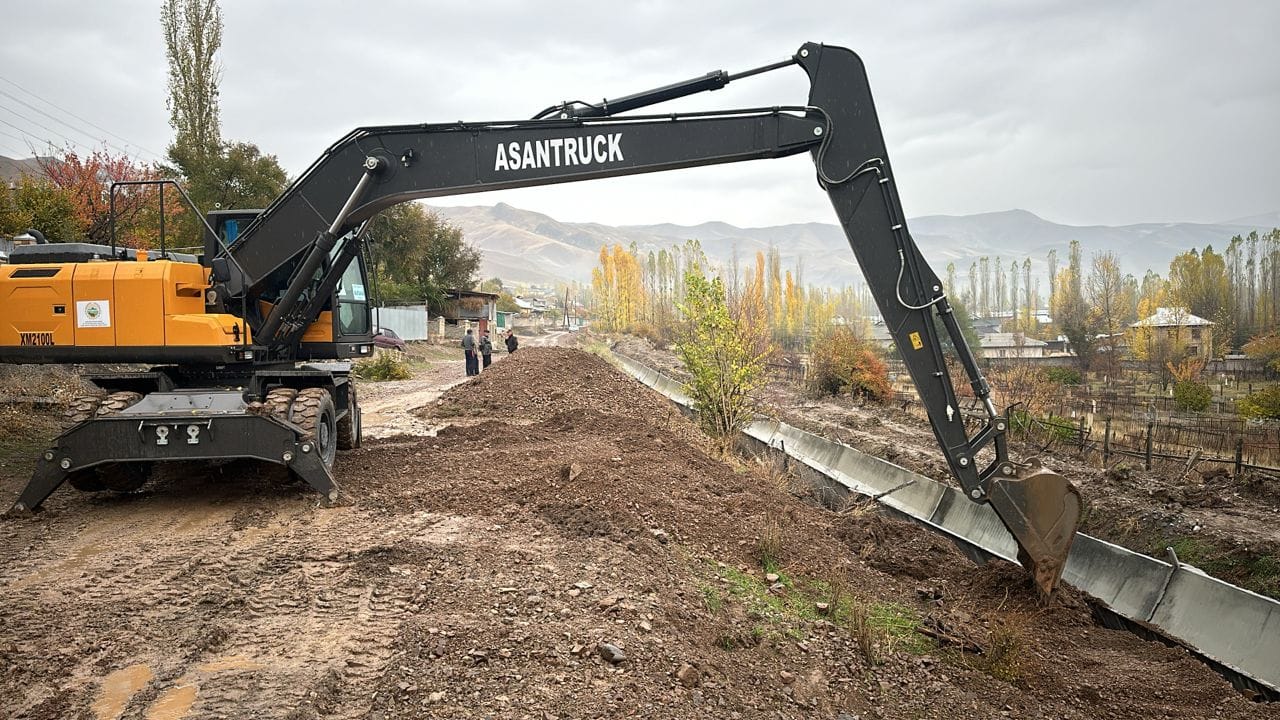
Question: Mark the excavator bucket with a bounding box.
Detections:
[987,460,1083,600]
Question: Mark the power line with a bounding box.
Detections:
[0,73,166,161]
[0,114,78,153]
[0,140,29,158]
[0,88,143,161]
[0,127,33,146]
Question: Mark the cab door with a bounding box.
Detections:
[333,251,371,342]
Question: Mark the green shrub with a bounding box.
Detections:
[1172,380,1212,412]
[1239,385,1280,420]
[807,326,891,401]
[1042,367,1082,385]
[676,273,770,439]
[353,350,412,381]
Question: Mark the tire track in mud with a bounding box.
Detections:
[0,480,480,719]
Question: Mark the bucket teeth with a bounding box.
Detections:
[988,464,1082,601]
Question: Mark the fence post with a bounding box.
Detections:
[1234,438,1244,478]
[1152,420,1162,471]
[1103,418,1112,463]
[1078,417,1087,452]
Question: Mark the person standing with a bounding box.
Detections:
[480,330,494,370]
[461,328,478,376]
[504,329,519,354]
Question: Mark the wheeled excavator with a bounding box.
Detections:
[0,42,1081,596]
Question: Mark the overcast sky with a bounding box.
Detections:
[2,0,1276,229]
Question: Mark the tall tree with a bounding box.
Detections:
[979,256,991,317]
[1052,240,1096,371]
[1168,246,1233,354]
[1046,248,1058,308]
[162,0,222,164]
[1022,258,1034,329]
[161,0,286,244]
[1008,259,1020,329]
[766,246,783,331]
[1086,251,1131,377]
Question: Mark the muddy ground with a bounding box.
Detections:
[613,335,1280,600]
[0,347,1275,718]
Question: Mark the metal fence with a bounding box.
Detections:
[374,305,428,341]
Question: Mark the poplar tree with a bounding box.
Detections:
[162,0,222,166]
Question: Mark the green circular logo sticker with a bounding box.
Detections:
[86,302,101,318]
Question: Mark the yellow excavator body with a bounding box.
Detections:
[0,258,248,351]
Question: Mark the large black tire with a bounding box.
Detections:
[95,390,144,417]
[290,387,337,468]
[64,392,105,428]
[96,463,152,493]
[337,383,360,451]
[71,391,152,493]
[264,387,298,421]
[67,470,107,492]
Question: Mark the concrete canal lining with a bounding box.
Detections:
[613,352,1280,699]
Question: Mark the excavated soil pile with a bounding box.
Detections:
[0,347,1274,719]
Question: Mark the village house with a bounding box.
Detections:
[439,289,499,334]
[1128,307,1215,358]
[979,332,1048,359]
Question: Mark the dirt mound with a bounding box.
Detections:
[428,347,687,422]
[1,347,1274,718]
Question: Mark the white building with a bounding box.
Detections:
[980,332,1048,359]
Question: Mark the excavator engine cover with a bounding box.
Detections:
[987,459,1082,599]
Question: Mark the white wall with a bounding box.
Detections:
[374,305,428,341]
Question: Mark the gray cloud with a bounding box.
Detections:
[2,0,1276,228]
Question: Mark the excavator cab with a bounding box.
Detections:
[204,209,375,361]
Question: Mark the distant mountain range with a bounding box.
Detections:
[430,202,1280,289]
[3,153,1273,290]
[0,156,47,183]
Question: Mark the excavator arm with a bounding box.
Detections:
[216,41,1081,595]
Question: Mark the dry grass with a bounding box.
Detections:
[755,513,785,574]
[848,602,880,666]
[976,617,1028,682]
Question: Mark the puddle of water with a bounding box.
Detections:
[92,663,153,720]
[144,681,197,720]
[196,656,264,674]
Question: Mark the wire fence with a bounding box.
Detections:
[883,391,1280,477]
[770,352,1280,476]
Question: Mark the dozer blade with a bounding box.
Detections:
[987,460,1082,600]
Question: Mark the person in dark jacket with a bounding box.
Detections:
[480,330,494,370]
[504,330,519,354]
[461,328,478,376]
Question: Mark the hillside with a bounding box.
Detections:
[430,202,1279,288]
